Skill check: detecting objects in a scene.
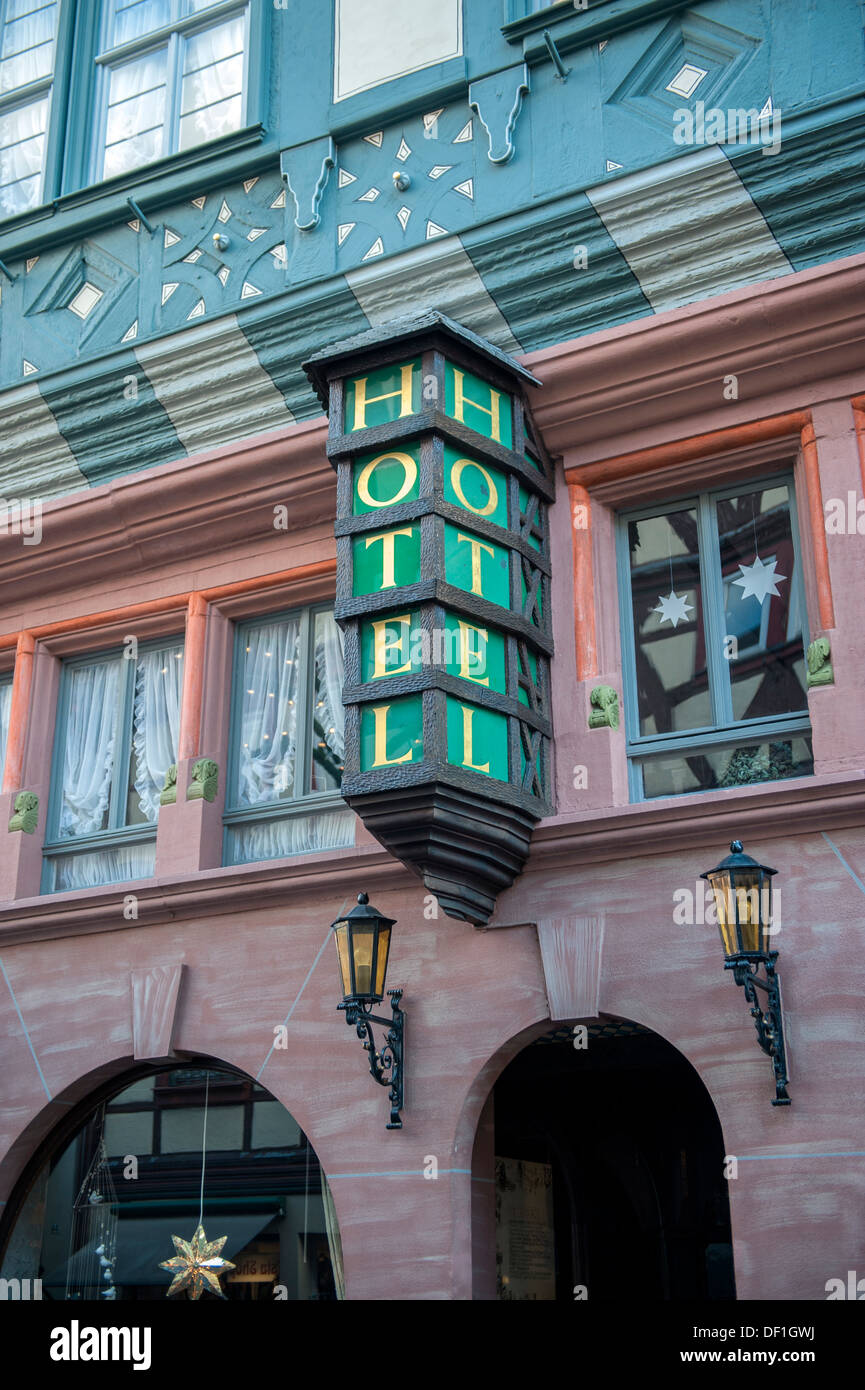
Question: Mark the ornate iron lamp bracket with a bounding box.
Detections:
[725,953,791,1106]
[338,990,405,1129]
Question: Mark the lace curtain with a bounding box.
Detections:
[237,618,301,806]
[132,646,183,821]
[314,611,345,759]
[59,647,181,839]
[105,4,244,175]
[59,660,122,839]
[49,843,157,894]
[0,1,58,91]
[229,611,352,865]
[226,810,354,864]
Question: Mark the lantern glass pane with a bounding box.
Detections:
[707,870,737,955]
[374,924,391,998]
[733,869,763,952]
[350,923,376,998]
[333,922,352,998]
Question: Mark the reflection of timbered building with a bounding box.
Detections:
[621,479,812,797]
[41,1067,337,1301]
[1,0,865,1306]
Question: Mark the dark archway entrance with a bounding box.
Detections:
[484,1020,735,1301]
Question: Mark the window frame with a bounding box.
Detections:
[42,632,185,889]
[505,0,575,22]
[501,0,691,48]
[0,0,268,232]
[89,0,252,188]
[0,0,70,218]
[223,601,348,863]
[102,1066,304,1158]
[615,469,813,802]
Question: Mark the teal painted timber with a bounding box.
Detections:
[239,280,370,420]
[40,355,184,487]
[463,195,652,349]
[729,99,865,272]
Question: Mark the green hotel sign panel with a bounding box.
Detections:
[304,312,555,925]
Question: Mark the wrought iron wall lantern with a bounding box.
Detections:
[701,840,791,1107]
[332,893,405,1129]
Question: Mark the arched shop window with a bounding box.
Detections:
[0,1063,343,1301]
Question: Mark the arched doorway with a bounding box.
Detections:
[475,1019,735,1301]
[0,1060,343,1301]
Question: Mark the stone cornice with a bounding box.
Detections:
[0,841,409,946]
[526,252,865,459]
[487,771,865,927]
[2,771,863,945]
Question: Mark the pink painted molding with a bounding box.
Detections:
[525,252,865,459]
[0,839,407,946]
[1,631,34,793]
[527,770,865,871]
[852,396,865,493]
[1,770,863,946]
[0,416,333,611]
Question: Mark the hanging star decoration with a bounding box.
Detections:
[732,554,786,605]
[652,589,694,628]
[159,1224,236,1299]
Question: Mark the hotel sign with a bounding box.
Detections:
[304,312,554,924]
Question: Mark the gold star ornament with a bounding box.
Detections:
[159,1224,236,1299]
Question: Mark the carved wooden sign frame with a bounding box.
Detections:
[304,311,555,924]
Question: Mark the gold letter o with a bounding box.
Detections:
[451,457,498,517]
[356,451,417,508]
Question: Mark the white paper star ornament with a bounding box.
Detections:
[732,555,786,605]
[653,590,694,628]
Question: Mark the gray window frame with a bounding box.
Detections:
[615,470,813,802]
[42,633,184,890]
[223,602,348,866]
[90,0,251,185]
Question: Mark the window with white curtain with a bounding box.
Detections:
[224,606,354,867]
[43,637,184,892]
[0,673,12,777]
[0,0,60,217]
[95,0,248,181]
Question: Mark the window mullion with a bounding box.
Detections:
[615,512,640,744]
[697,493,733,728]
[226,620,245,809]
[109,654,136,832]
[785,480,811,673]
[166,30,181,156]
[295,609,313,798]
